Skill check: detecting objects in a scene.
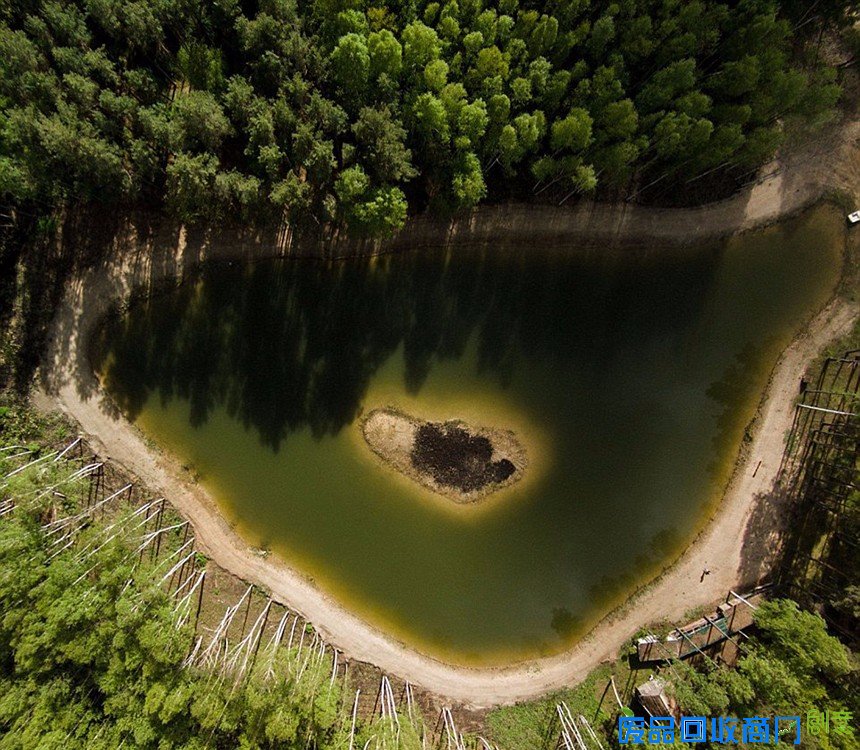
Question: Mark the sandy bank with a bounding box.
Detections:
[37,107,860,706]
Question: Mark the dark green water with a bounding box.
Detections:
[94,206,843,664]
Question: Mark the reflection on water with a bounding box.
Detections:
[94,205,843,664]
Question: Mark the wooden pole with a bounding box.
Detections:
[152,499,167,561]
[193,568,205,631]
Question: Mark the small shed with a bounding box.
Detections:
[635,677,674,717]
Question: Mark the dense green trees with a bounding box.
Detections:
[663,600,857,750]
[672,602,853,714]
[0,0,850,236]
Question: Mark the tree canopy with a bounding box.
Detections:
[0,0,849,236]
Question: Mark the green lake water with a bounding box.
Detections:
[94,205,843,665]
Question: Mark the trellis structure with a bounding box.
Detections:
[775,348,859,639]
[779,349,859,479]
[635,589,762,665]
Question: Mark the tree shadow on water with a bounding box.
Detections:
[92,241,721,451]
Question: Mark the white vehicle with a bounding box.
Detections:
[848,210,860,225]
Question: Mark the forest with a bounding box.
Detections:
[0,0,855,237]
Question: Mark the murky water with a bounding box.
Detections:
[94,205,843,664]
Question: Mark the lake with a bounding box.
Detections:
[93,205,843,665]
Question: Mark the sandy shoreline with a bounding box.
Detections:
[37,110,859,706]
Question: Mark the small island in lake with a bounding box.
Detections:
[361,407,527,503]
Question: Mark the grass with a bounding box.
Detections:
[485,646,654,750]
[0,395,72,448]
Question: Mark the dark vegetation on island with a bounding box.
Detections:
[411,421,516,492]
